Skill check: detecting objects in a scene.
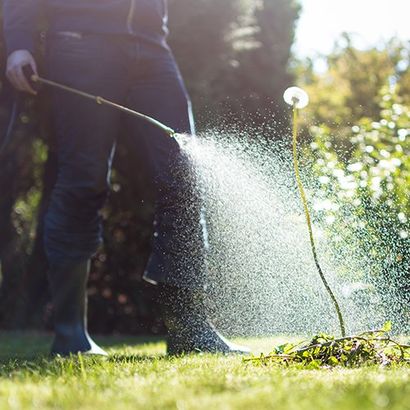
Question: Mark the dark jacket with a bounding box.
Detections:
[3,0,168,55]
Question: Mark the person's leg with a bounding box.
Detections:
[124,41,205,289]
[123,40,249,355]
[44,33,128,355]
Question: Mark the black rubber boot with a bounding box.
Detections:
[48,260,107,356]
[159,285,250,356]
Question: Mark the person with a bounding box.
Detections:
[3,0,249,356]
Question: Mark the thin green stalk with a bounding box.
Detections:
[292,107,346,337]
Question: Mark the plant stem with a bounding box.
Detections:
[292,107,346,337]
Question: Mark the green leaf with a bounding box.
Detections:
[328,356,339,366]
[382,321,392,332]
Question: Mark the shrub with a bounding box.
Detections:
[309,87,410,331]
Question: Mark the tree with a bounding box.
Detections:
[228,0,301,124]
[168,0,301,128]
[168,0,247,125]
[296,36,410,146]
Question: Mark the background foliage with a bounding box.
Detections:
[308,88,409,331]
[299,38,410,330]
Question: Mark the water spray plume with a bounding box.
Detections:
[284,86,346,337]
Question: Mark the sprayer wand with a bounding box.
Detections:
[284,87,346,337]
[29,73,176,138]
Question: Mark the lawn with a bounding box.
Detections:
[1,332,410,410]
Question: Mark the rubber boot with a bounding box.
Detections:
[159,285,250,356]
[49,260,107,356]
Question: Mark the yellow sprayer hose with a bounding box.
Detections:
[31,74,176,138]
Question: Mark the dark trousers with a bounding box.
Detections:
[44,32,206,288]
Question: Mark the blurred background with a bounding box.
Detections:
[0,0,408,335]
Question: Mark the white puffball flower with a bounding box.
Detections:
[283,86,309,109]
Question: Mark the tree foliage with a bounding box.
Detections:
[169,0,300,126]
[297,36,410,146]
[309,87,410,330]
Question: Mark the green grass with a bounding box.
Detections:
[1,332,410,410]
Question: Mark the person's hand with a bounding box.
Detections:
[6,50,38,95]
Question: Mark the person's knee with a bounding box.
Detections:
[44,184,107,264]
[51,183,109,220]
